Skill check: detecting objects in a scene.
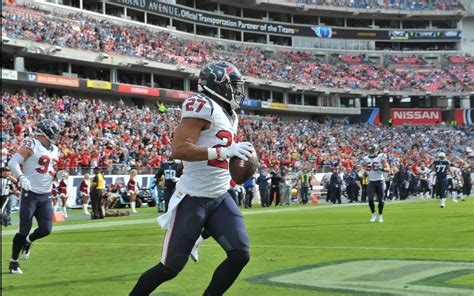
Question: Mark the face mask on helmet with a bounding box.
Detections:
[228,78,245,109]
[36,120,60,145]
[368,144,378,156]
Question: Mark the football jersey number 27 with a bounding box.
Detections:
[185,98,207,113]
[36,156,58,176]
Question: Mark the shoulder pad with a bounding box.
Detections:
[21,137,36,150]
[181,95,214,122]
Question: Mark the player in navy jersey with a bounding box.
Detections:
[7,119,60,274]
[130,61,254,296]
[431,152,454,208]
[155,157,183,212]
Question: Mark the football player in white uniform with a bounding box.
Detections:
[448,162,463,202]
[362,144,390,223]
[7,119,60,274]
[130,61,254,296]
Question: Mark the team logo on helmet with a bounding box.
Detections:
[208,64,235,83]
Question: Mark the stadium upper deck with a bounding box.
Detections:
[39,0,467,51]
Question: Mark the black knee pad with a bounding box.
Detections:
[157,263,178,281]
[226,250,250,268]
[37,226,52,237]
[13,233,26,245]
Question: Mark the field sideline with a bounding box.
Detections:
[2,198,474,296]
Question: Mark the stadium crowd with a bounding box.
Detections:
[2,6,473,92]
[2,89,472,177]
[293,0,463,10]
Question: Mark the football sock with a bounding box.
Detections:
[368,200,375,213]
[129,263,177,296]
[203,250,249,296]
[378,201,384,215]
[11,233,26,261]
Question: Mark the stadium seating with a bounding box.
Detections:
[2,6,472,93]
[1,90,471,176]
[293,0,463,10]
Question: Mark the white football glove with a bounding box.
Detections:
[171,177,180,183]
[219,142,255,161]
[19,175,32,191]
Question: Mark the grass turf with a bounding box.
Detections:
[2,198,473,296]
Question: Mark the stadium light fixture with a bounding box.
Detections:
[99,53,109,60]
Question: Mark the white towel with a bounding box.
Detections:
[157,191,186,229]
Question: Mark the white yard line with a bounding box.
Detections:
[1,241,472,252]
[0,202,361,236]
[0,199,437,236]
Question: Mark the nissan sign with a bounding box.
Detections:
[390,108,442,125]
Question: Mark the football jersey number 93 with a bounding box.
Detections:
[21,137,59,194]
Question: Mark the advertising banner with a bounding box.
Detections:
[390,108,442,125]
[110,0,460,40]
[164,89,195,100]
[118,84,160,96]
[350,108,380,124]
[36,73,80,88]
[261,101,288,110]
[241,99,261,108]
[110,0,296,35]
[87,80,112,90]
[1,68,18,80]
[389,31,460,40]
[455,109,473,125]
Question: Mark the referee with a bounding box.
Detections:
[1,167,17,227]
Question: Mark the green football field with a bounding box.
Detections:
[2,198,474,296]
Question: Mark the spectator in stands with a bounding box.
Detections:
[2,6,472,93]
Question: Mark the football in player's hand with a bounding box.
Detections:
[229,154,258,185]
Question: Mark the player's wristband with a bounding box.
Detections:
[207,148,219,160]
